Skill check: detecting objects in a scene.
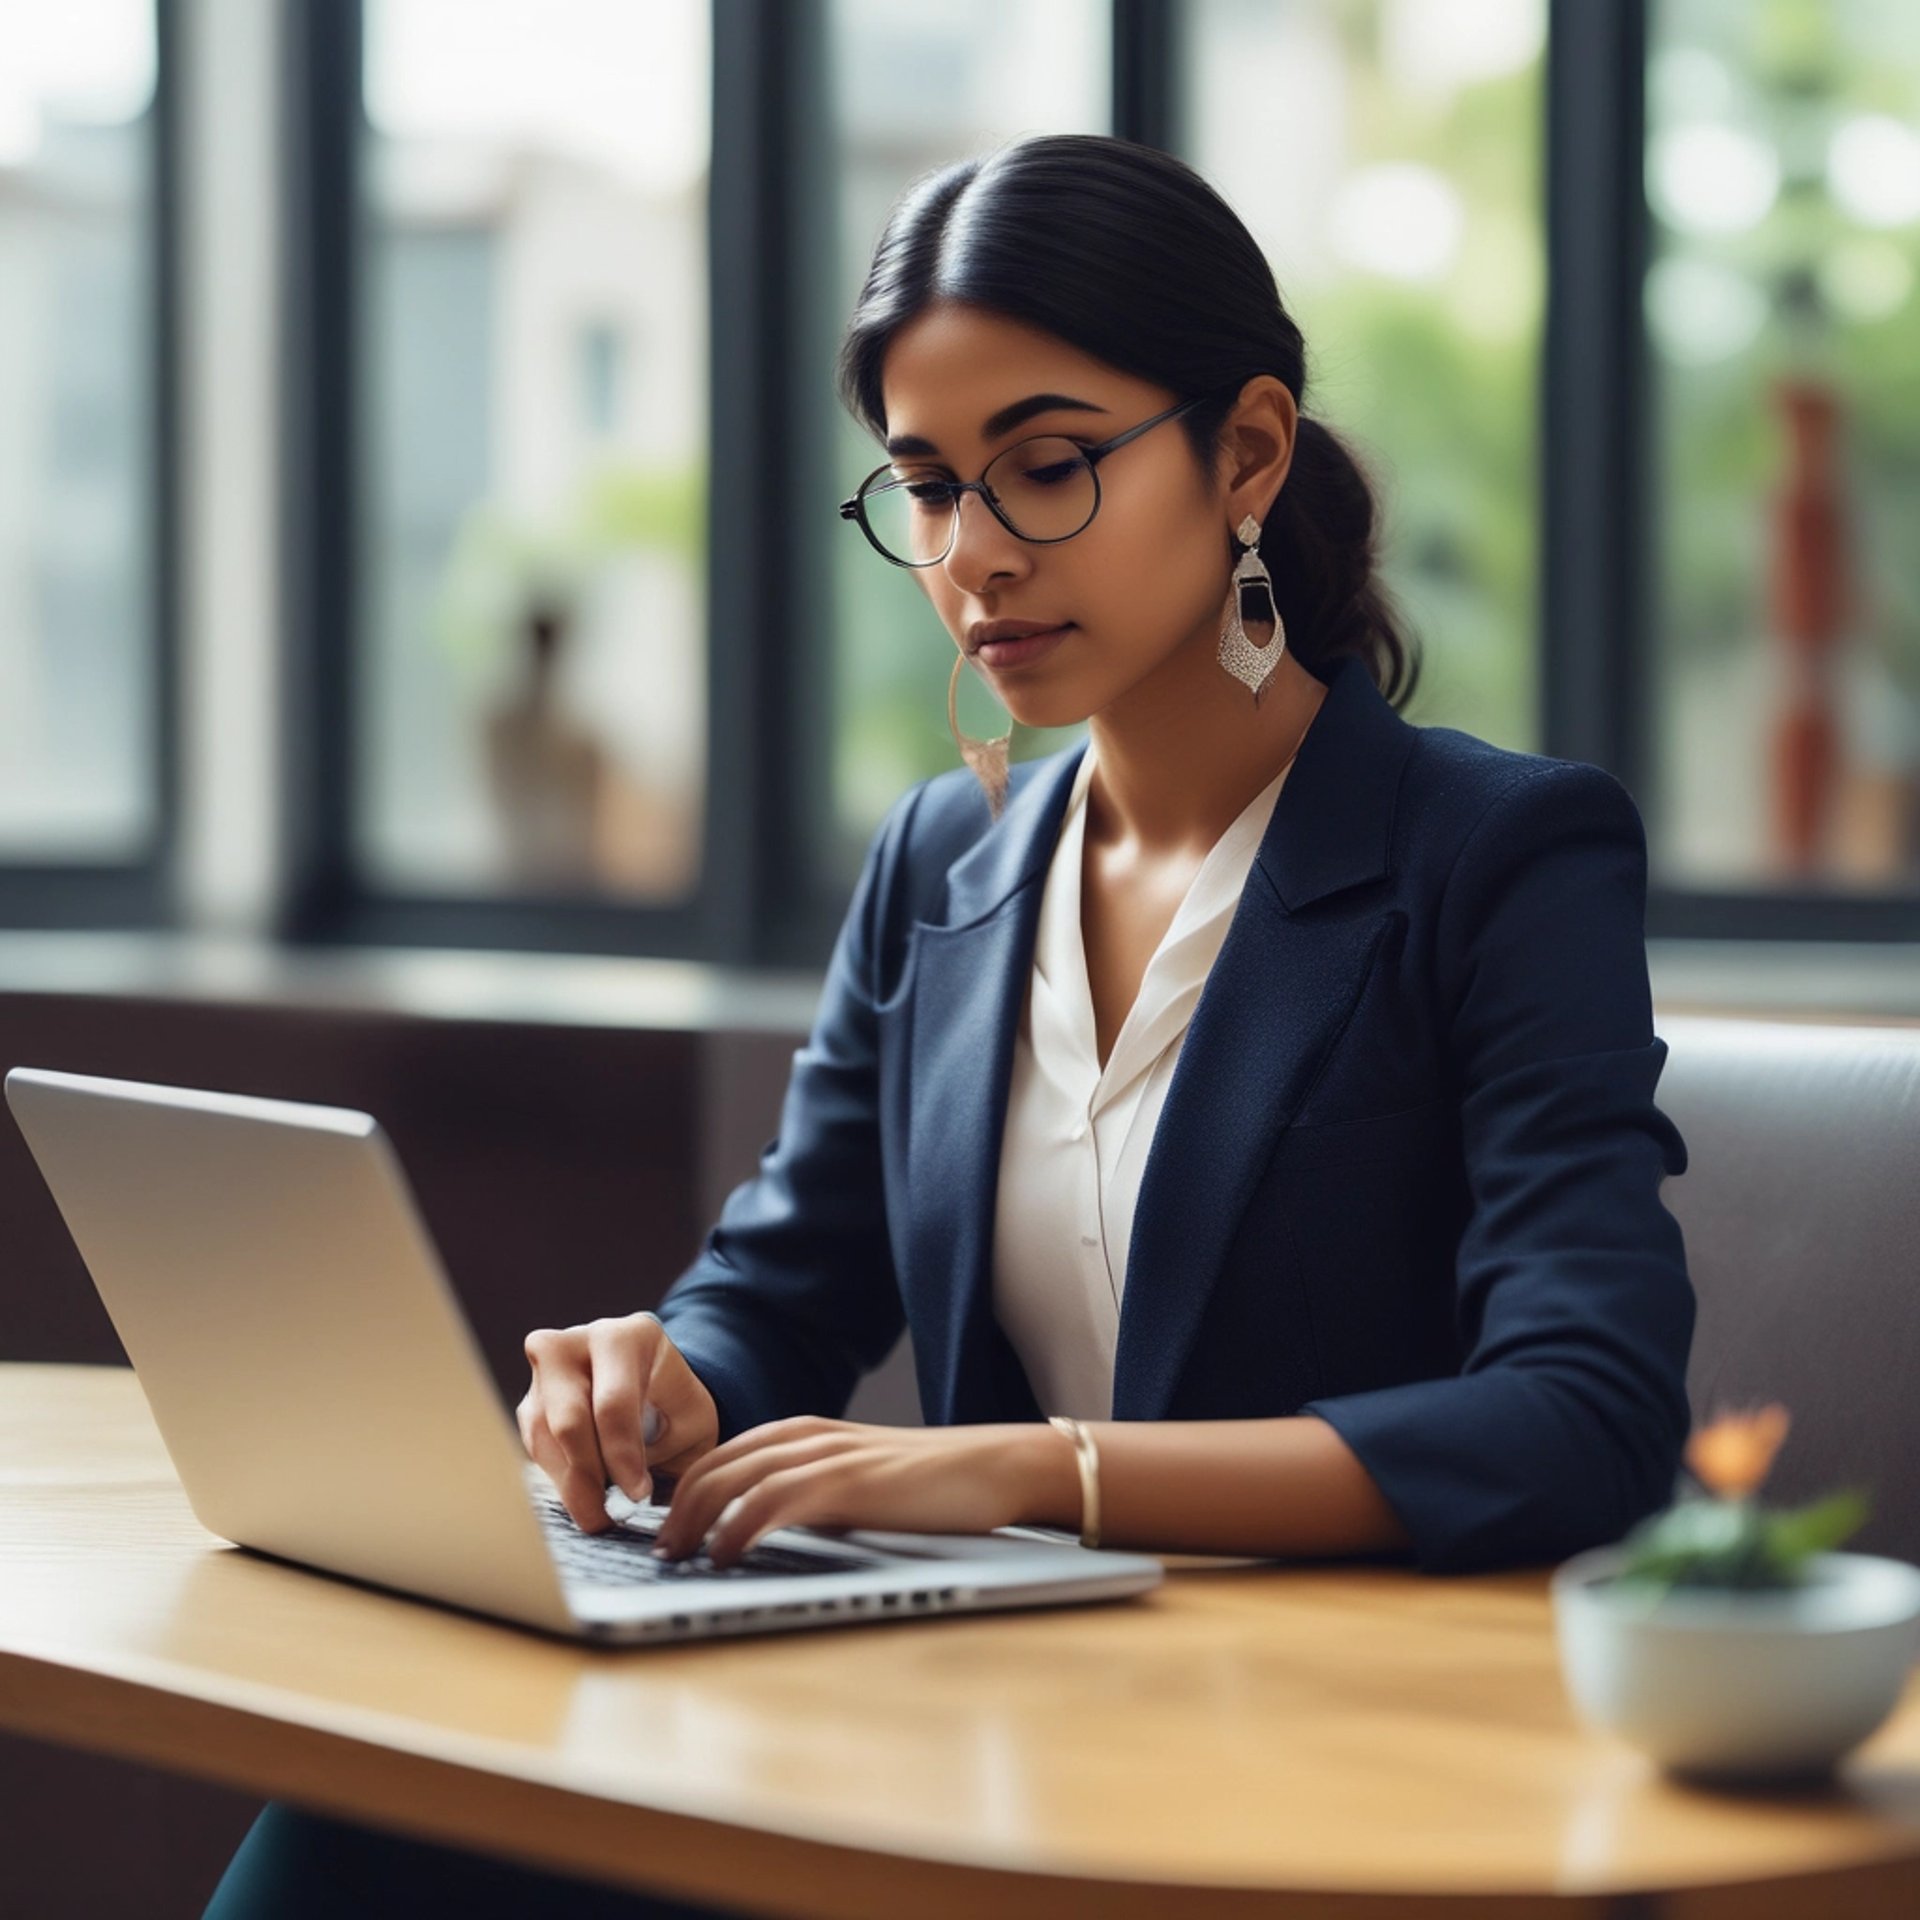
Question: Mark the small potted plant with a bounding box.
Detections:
[1552,1402,1920,1782]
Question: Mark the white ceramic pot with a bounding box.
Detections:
[1552,1545,1920,1781]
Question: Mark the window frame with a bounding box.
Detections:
[1547,0,1920,941]
[275,0,1920,972]
[279,0,1177,967]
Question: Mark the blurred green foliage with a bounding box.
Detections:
[1654,0,1920,693]
[1607,1486,1873,1604]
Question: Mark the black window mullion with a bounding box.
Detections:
[277,0,358,942]
[1112,0,1181,152]
[710,0,837,969]
[1541,0,1648,790]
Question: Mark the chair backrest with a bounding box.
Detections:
[1653,1012,1920,1566]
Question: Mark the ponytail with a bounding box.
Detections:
[1260,413,1419,706]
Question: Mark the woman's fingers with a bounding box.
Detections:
[586,1317,656,1502]
[647,1421,1036,1565]
[697,1465,830,1567]
[652,1424,855,1561]
[522,1327,613,1529]
[519,1402,612,1532]
[518,1312,721,1533]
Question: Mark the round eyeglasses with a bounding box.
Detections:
[838,384,1239,569]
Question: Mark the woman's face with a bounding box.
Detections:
[875,299,1294,733]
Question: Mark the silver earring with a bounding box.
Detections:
[1217,512,1286,704]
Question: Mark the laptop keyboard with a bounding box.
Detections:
[532,1490,876,1584]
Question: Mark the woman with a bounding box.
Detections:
[205,131,1692,1917]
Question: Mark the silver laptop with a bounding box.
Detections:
[4,1065,1164,1645]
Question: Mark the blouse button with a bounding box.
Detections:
[1068,1119,1087,1141]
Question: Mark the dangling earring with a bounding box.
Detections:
[949,650,1013,821]
[1218,512,1287,705]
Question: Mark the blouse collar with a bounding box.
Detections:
[1030,741,1295,1115]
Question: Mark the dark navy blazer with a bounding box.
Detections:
[653,652,1695,1575]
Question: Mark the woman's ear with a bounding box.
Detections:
[1218,375,1298,524]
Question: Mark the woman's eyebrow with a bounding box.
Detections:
[885,392,1109,458]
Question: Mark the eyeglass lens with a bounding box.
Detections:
[862,436,1096,564]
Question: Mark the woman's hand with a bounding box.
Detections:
[517,1310,719,1531]
[648,1416,1053,1567]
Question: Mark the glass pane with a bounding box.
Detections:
[358,0,709,901]
[0,1,158,860]
[1647,0,1920,893]
[823,0,1110,867]
[1181,0,1546,750]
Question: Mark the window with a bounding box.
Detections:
[356,0,709,905]
[0,0,165,876]
[1645,0,1920,898]
[818,0,1111,878]
[276,3,1920,969]
[1180,0,1546,751]
[577,320,627,440]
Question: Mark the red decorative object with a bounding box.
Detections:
[1767,378,1850,875]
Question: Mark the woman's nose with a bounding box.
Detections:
[941,486,1029,592]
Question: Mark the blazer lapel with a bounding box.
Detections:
[1110,882,1394,1421]
[905,751,1082,1427]
[1115,659,1420,1419]
[906,656,1421,1428]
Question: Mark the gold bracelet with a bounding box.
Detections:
[1047,1415,1102,1549]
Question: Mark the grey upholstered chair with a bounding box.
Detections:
[1654,1012,1920,1567]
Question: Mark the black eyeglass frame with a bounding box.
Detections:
[837,381,1244,568]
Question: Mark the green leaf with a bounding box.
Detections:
[1763,1487,1872,1563]
[1613,1496,1784,1590]
[1609,1485,1876,1595]
[1617,1495,1751,1561]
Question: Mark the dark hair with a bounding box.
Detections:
[834,132,1420,709]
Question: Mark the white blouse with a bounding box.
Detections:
[991,740,1296,1420]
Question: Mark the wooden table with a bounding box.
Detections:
[4,1363,1920,1918]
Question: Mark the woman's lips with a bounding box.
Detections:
[975,623,1075,668]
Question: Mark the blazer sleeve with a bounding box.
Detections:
[1298,760,1695,1575]
[647,784,922,1445]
